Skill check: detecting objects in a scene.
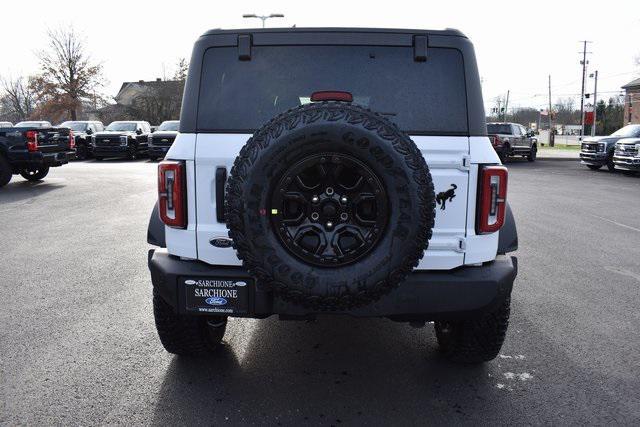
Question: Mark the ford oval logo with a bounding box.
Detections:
[210,237,233,248]
[235,281,247,287]
[205,297,227,306]
[185,279,196,285]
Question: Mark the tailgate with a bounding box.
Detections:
[37,128,71,153]
[194,134,469,270]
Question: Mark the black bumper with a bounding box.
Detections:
[93,146,129,157]
[148,249,517,320]
[148,146,170,157]
[580,152,607,165]
[11,151,72,168]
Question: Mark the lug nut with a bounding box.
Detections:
[325,187,334,196]
[311,195,319,203]
[340,196,347,203]
[340,213,348,221]
[311,212,319,221]
[326,221,333,228]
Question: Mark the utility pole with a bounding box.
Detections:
[578,40,592,141]
[496,97,502,120]
[591,70,598,136]
[548,74,554,147]
[503,90,510,121]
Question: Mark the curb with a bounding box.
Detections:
[536,157,578,162]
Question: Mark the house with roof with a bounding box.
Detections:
[622,77,640,125]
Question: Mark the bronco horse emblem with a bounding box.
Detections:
[436,184,457,210]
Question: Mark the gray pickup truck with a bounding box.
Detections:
[487,122,537,162]
[580,124,640,172]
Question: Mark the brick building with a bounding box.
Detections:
[622,77,640,125]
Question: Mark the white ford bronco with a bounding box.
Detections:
[147,27,518,364]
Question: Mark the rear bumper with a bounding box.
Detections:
[148,249,517,320]
[11,151,72,168]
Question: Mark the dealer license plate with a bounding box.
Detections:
[183,277,250,314]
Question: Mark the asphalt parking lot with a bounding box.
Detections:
[1,158,639,425]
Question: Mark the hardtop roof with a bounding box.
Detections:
[201,27,467,38]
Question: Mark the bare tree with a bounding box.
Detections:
[30,26,104,121]
[0,75,37,122]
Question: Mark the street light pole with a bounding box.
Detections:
[242,13,285,28]
[591,70,598,137]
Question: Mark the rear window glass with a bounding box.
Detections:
[198,45,468,134]
[487,124,512,134]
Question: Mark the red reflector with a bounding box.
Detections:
[492,135,500,146]
[69,130,75,149]
[477,166,508,234]
[158,160,187,228]
[26,130,38,152]
[310,91,353,102]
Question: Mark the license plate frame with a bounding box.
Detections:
[182,277,251,314]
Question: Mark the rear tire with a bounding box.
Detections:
[587,164,602,170]
[0,155,12,187]
[153,288,227,355]
[20,166,50,181]
[434,297,511,364]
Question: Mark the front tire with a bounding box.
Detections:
[606,155,615,172]
[153,288,227,355]
[587,164,602,170]
[434,297,511,364]
[20,166,50,181]
[127,144,137,160]
[0,155,12,187]
[527,145,537,162]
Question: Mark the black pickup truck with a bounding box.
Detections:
[0,125,75,187]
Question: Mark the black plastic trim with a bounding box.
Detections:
[215,167,227,222]
[147,202,166,248]
[413,35,427,61]
[238,34,252,60]
[498,202,518,254]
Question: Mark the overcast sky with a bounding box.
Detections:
[1,0,639,113]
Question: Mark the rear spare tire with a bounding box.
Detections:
[225,102,436,310]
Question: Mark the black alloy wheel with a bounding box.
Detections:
[271,153,388,267]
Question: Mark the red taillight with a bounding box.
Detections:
[477,166,508,234]
[492,135,501,146]
[69,130,75,149]
[26,130,38,152]
[158,161,187,228]
[310,91,353,102]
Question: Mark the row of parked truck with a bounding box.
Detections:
[578,124,640,173]
[0,119,179,187]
